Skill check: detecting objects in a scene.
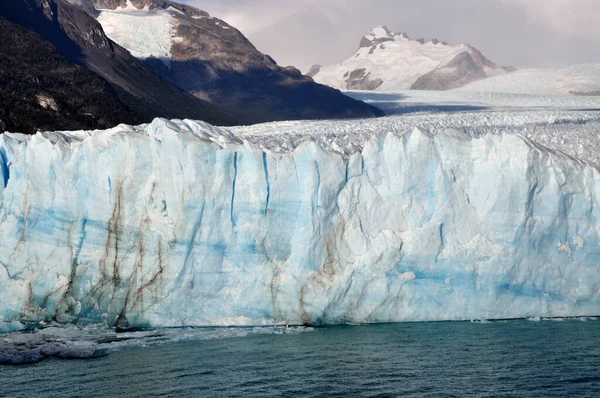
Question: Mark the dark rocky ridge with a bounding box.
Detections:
[91,0,203,14]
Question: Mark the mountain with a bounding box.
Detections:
[0,0,381,134]
[90,0,382,122]
[309,26,515,91]
[0,17,145,134]
[456,63,600,96]
[0,0,235,129]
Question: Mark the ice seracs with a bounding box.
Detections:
[309,25,514,91]
[2,111,600,330]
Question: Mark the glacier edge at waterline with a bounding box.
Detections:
[2,116,600,332]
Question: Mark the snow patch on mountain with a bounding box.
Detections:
[96,0,182,65]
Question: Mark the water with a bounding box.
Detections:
[2,319,600,397]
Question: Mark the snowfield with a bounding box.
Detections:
[2,107,600,335]
[457,63,600,96]
[96,1,182,64]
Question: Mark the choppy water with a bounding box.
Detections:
[2,319,600,397]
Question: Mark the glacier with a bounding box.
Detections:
[2,112,600,332]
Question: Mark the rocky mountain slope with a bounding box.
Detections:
[0,0,235,128]
[0,17,144,134]
[89,0,382,122]
[309,26,515,91]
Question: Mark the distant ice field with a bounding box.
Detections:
[346,90,600,115]
[456,63,600,96]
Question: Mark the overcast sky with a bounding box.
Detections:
[183,0,600,71]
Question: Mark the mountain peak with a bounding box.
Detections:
[311,26,515,91]
[369,25,393,39]
[365,26,461,48]
[360,26,411,49]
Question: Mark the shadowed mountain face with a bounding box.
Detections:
[0,17,144,134]
[90,0,383,122]
[0,0,238,127]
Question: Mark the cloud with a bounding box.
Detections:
[203,0,345,35]
[502,0,600,39]
[216,3,302,35]
[181,0,600,69]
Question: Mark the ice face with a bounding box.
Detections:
[2,115,600,330]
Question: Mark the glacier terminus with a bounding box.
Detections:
[2,111,600,333]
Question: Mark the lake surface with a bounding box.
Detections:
[2,319,600,397]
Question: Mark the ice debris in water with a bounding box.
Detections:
[0,324,314,365]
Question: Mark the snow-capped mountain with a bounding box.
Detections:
[309,26,515,91]
[457,63,600,96]
[91,0,382,123]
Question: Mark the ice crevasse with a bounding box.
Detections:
[1,117,600,332]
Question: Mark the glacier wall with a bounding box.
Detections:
[2,117,600,331]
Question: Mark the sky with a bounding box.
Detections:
[182,0,600,71]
